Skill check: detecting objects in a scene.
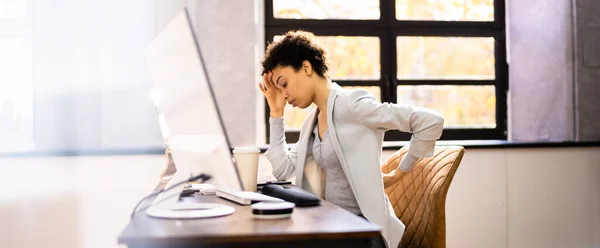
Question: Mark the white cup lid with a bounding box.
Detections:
[251,201,295,210]
[233,147,261,154]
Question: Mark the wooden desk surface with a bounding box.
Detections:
[118,191,380,247]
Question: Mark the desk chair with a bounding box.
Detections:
[381,146,464,248]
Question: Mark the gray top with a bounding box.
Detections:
[311,123,362,215]
[268,117,361,215]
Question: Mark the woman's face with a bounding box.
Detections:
[270,65,314,109]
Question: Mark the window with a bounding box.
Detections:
[0,0,34,152]
[265,0,507,142]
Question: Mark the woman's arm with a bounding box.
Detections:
[346,89,444,171]
[264,117,298,180]
[258,71,298,181]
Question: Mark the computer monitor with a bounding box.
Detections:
[143,9,243,218]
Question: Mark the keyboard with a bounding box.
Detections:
[216,189,284,205]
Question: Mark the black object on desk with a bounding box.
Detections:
[261,184,321,207]
[256,180,292,191]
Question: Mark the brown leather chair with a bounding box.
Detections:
[381,146,464,248]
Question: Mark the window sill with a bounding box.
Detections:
[2,140,599,158]
[0,147,166,158]
[380,140,600,150]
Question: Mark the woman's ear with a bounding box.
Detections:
[302,60,313,76]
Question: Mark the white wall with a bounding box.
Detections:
[504,148,600,248]
[508,0,575,141]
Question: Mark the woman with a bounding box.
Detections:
[258,30,444,248]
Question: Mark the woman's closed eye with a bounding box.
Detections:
[278,81,287,88]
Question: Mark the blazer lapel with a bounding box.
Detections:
[294,108,317,188]
[326,85,347,173]
[326,84,361,204]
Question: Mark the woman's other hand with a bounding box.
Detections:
[382,169,406,189]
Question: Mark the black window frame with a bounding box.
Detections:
[265,0,508,143]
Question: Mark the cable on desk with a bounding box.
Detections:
[130,173,211,220]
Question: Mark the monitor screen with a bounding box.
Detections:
[144,9,242,192]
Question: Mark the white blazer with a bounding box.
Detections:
[265,83,444,248]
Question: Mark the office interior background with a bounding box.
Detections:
[0,0,599,247]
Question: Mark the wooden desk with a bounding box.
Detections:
[118,186,380,248]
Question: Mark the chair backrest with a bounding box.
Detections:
[381,146,464,248]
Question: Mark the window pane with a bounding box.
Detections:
[274,35,380,80]
[282,86,380,130]
[397,85,496,128]
[0,37,34,152]
[0,0,27,18]
[397,36,495,80]
[273,0,379,20]
[396,0,494,21]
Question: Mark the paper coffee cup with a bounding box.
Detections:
[233,147,261,192]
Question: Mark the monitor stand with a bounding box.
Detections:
[146,202,235,219]
[146,186,235,219]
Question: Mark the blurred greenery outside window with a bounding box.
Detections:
[267,0,506,142]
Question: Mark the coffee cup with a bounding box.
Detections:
[232,147,261,191]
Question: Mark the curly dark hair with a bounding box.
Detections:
[262,30,329,77]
